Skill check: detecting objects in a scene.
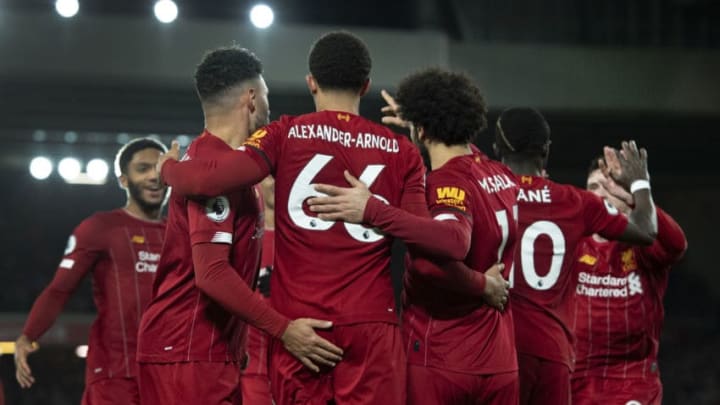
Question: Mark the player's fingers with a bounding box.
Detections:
[308,353,337,368]
[380,89,398,109]
[313,183,347,196]
[640,148,648,162]
[381,117,406,127]
[299,357,320,373]
[308,203,344,214]
[317,212,347,222]
[310,346,343,363]
[304,318,333,329]
[381,105,395,115]
[314,336,344,357]
[343,170,364,188]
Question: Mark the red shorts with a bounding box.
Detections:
[81,378,139,405]
[138,362,240,405]
[270,322,406,405]
[407,364,519,405]
[518,353,570,405]
[239,374,272,405]
[571,375,662,405]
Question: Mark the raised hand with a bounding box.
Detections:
[602,141,649,191]
[380,90,411,129]
[157,140,181,179]
[281,318,344,373]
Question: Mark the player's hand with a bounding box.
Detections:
[308,171,371,224]
[380,89,411,129]
[598,176,635,208]
[602,141,649,191]
[482,263,509,311]
[156,140,181,179]
[281,318,344,373]
[14,335,38,389]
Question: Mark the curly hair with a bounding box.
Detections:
[194,46,263,103]
[114,137,167,177]
[308,31,371,92]
[395,68,487,146]
[495,107,550,158]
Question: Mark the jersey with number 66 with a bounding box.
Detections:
[241,111,425,325]
[510,175,628,369]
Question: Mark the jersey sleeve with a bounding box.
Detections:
[187,195,237,246]
[579,188,629,239]
[638,207,687,268]
[242,116,289,175]
[23,217,105,340]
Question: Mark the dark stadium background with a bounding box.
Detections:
[1,0,719,403]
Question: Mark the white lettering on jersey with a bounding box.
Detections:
[576,271,643,297]
[517,186,552,203]
[287,125,399,153]
[136,250,160,273]
[478,174,516,194]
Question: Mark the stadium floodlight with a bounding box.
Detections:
[154,0,178,24]
[58,157,82,181]
[250,4,274,29]
[29,157,53,180]
[75,345,88,358]
[55,0,79,18]
[86,159,110,182]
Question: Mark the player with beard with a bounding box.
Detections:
[570,157,687,405]
[136,47,341,405]
[14,137,168,405]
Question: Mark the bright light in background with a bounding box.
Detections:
[29,157,53,180]
[250,4,274,29]
[55,0,79,18]
[75,345,88,358]
[154,0,178,24]
[58,157,82,181]
[86,159,109,182]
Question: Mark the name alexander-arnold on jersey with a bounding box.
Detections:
[288,124,400,153]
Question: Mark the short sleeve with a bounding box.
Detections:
[187,196,237,245]
[243,116,290,175]
[580,189,629,239]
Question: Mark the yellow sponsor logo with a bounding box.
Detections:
[521,176,533,185]
[337,113,351,122]
[578,254,597,266]
[131,235,145,244]
[436,187,466,201]
[621,249,637,272]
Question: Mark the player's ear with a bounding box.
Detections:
[118,174,129,189]
[359,78,371,97]
[306,74,318,95]
[247,87,256,114]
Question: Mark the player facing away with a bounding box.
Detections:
[14,138,168,405]
[309,68,521,404]
[492,108,659,405]
[239,176,276,405]
[156,31,440,404]
[136,47,342,405]
[570,158,687,405]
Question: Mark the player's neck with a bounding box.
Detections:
[264,206,275,230]
[204,115,248,149]
[313,91,360,115]
[124,201,162,222]
[503,158,543,177]
[427,143,472,170]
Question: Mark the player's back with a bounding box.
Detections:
[138,133,263,363]
[403,153,519,374]
[76,209,165,382]
[510,176,628,369]
[250,110,425,325]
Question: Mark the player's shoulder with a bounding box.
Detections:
[427,158,473,188]
[74,209,122,235]
[186,132,232,158]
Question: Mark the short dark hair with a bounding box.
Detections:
[114,137,167,177]
[495,107,550,158]
[308,31,371,92]
[194,46,263,104]
[588,155,604,175]
[395,68,487,146]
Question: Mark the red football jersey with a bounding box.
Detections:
[241,111,425,325]
[242,228,274,377]
[24,209,165,384]
[137,132,264,363]
[403,152,520,374]
[571,208,687,379]
[510,176,629,369]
